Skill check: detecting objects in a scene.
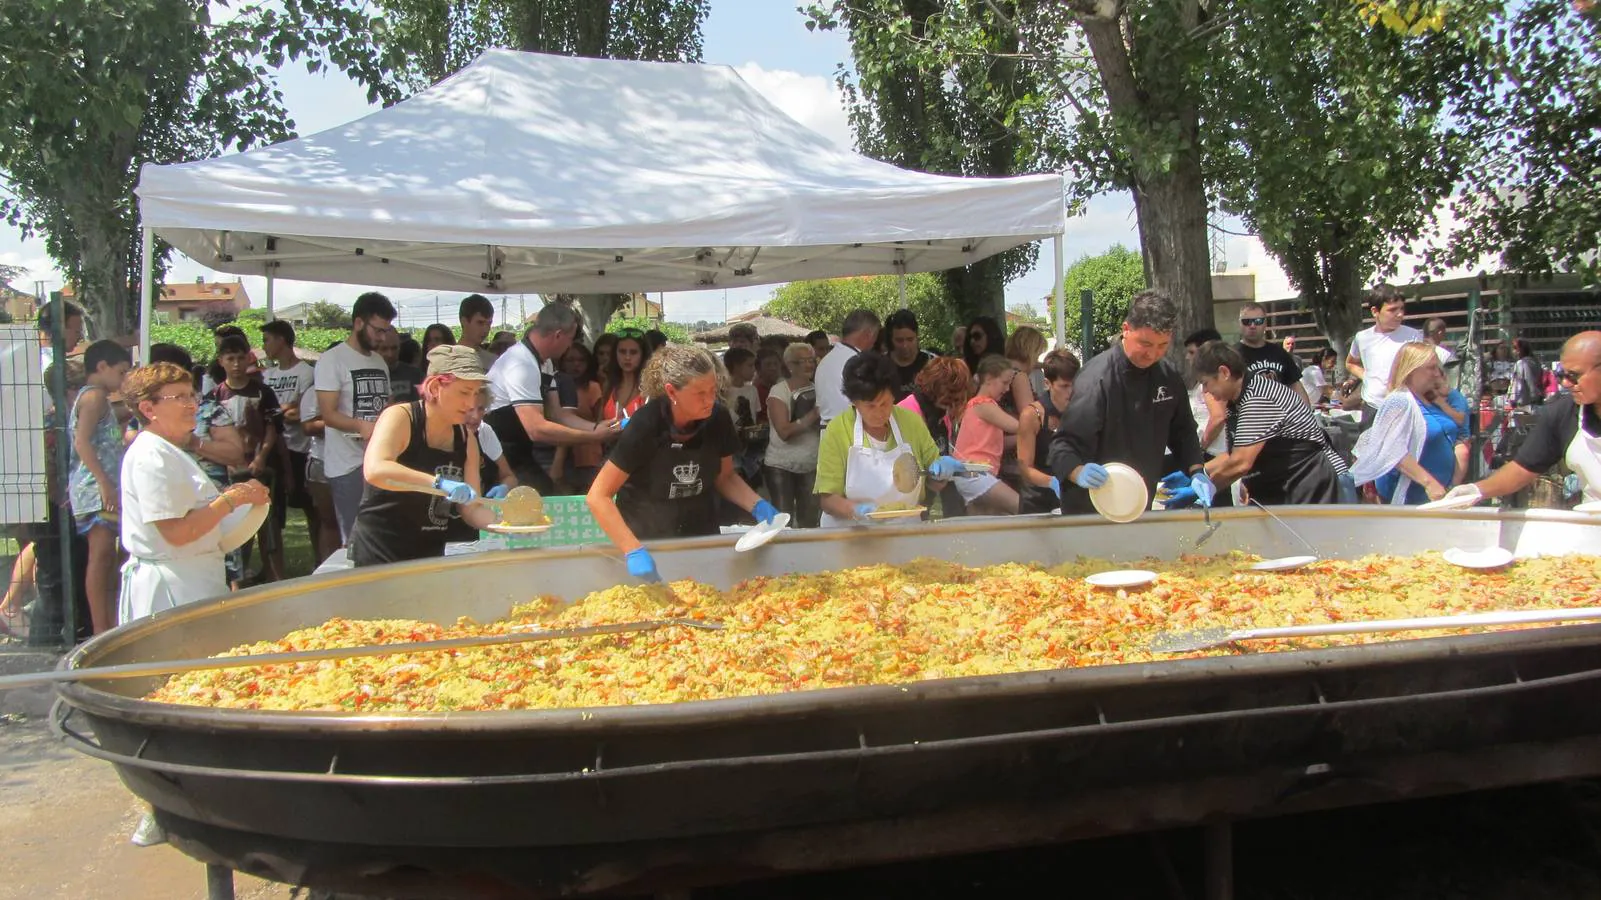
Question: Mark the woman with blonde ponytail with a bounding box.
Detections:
[587,345,780,582]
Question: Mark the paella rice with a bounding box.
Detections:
[147,552,1601,713]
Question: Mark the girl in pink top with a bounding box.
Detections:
[952,355,1021,515]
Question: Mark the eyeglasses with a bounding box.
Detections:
[155,393,199,406]
[1239,317,1267,326]
[1560,368,1585,386]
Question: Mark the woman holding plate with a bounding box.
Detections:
[816,352,963,526]
[347,345,498,566]
[118,363,269,624]
[587,345,780,582]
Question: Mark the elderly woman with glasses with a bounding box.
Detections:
[118,363,269,624]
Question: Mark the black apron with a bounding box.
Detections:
[1228,417,1341,505]
[615,421,723,540]
[1020,393,1063,515]
[348,402,469,566]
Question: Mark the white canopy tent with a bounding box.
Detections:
[135,49,1070,350]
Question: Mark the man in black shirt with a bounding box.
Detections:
[1235,302,1310,404]
[1051,289,1211,514]
[883,309,933,401]
[1440,331,1601,506]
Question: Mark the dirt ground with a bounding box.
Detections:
[0,668,289,900]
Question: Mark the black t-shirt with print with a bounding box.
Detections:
[1236,342,1302,389]
[609,396,739,539]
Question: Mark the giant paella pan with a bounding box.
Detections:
[53,507,1601,898]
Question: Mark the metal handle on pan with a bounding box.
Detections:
[52,661,1601,788]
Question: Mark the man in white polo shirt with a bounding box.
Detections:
[1345,284,1423,431]
[813,308,882,427]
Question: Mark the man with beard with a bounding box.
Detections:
[314,292,396,543]
[1235,302,1310,404]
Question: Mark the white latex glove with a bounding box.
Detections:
[1427,483,1482,510]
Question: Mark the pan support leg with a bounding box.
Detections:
[1204,822,1233,900]
[206,863,236,900]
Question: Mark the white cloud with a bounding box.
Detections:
[732,63,852,150]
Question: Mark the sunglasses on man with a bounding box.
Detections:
[1560,367,1586,386]
[1239,316,1266,326]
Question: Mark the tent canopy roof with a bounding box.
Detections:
[136,50,1064,295]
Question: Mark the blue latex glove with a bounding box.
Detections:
[853,502,879,522]
[928,456,965,479]
[1073,463,1110,490]
[1159,470,1191,493]
[1191,471,1217,508]
[1049,476,1062,498]
[1565,473,1582,499]
[433,475,476,504]
[752,499,780,525]
[625,547,661,582]
[1164,486,1199,508]
[484,484,510,500]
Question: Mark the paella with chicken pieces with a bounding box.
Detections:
[147,552,1601,713]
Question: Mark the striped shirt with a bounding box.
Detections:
[1229,377,1349,474]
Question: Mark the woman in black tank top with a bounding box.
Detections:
[348,347,496,566]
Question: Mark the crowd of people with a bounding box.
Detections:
[5,284,1598,643]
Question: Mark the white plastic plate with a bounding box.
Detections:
[485,522,554,535]
[866,506,927,520]
[1250,555,1320,572]
[1443,546,1515,570]
[735,514,791,552]
[217,502,270,552]
[1085,569,1158,589]
[1418,492,1481,511]
[1089,463,1149,524]
[1575,500,1601,514]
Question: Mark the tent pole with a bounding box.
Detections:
[1052,234,1066,349]
[138,226,154,363]
[898,273,907,309]
[265,266,275,321]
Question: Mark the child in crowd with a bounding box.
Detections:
[206,335,284,585]
[952,354,1022,515]
[68,340,133,633]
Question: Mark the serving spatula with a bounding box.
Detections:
[1149,607,1601,654]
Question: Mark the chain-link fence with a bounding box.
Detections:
[1,313,85,649]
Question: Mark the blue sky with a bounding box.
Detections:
[0,0,1146,328]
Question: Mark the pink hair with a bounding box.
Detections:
[420,373,458,403]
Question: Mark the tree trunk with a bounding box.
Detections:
[1130,173,1214,341]
[941,257,1007,323]
[568,293,629,342]
[1075,6,1216,347]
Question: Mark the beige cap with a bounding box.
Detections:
[425,344,490,381]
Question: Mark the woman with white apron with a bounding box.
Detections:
[816,352,963,526]
[116,361,269,849]
[1436,331,1601,508]
[587,345,780,583]
[118,362,270,624]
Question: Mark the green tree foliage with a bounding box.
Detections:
[301,301,354,330]
[1442,0,1601,277]
[605,315,691,345]
[807,0,1217,342]
[764,273,963,352]
[1062,245,1145,357]
[806,1,1053,322]
[149,321,350,365]
[1204,0,1494,354]
[0,0,399,339]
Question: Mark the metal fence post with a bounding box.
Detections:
[50,298,77,645]
[1080,289,1094,357]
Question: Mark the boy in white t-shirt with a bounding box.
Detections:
[1345,284,1423,430]
[313,292,395,542]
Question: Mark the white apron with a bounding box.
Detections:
[1566,403,1601,503]
[820,413,923,528]
[118,554,229,624]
